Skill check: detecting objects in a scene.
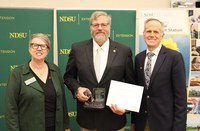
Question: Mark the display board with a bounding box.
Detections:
[138,9,190,84]
[0,8,53,130]
[188,9,200,131]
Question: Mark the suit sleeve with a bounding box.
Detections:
[63,45,80,98]
[124,48,136,84]
[5,70,20,131]
[172,53,187,131]
[57,66,70,129]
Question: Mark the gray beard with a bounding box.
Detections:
[94,34,108,43]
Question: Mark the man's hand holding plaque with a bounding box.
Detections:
[83,88,105,109]
[76,87,91,102]
[76,87,106,109]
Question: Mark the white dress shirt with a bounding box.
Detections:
[93,39,109,82]
[144,44,162,73]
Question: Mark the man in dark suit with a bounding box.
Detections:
[131,18,187,131]
[64,11,135,131]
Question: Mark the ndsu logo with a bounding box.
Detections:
[68,111,77,117]
[59,16,76,22]
[144,13,154,17]
[10,65,18,71]
[10,32,27,38]
[60,49,71,54]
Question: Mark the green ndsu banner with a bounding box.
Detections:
[57,9,136,130]
[0,8,53,130]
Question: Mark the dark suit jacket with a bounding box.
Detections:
[64,38,135,131]
[131,45,187,131]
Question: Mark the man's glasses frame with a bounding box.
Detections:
[91,23,110,29]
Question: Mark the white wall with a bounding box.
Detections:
[1,0,170,9]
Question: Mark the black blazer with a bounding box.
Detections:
[131,45,187,131]
[64,38,135,131]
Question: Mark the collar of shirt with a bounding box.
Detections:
[93,39,109,53]
[144,44,162,72]
[146,43,162,57]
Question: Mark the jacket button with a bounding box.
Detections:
[147,95,150,99]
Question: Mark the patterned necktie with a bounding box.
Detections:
[94,48,101,82]
[145,52,155,89]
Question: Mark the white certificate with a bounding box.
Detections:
[106,80,144,112]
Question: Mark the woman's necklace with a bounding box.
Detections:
[30,61,48,78]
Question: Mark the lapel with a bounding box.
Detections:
[140,51,147,85]
[100,39,117,83]
[85,39,117,83]
[85,39,97,81]
[22,62,60,93]
[48,64,59,93]
[22,63,44,92]
[149,46,167,87]
[28,79,44,92]
[137,50,148,90]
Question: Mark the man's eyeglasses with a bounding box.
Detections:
[91,23,109,29]
[30,43,49,50]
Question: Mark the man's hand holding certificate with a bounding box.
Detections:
[106,80,144,112]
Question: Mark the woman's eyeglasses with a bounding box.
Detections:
[30,43,49,50]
